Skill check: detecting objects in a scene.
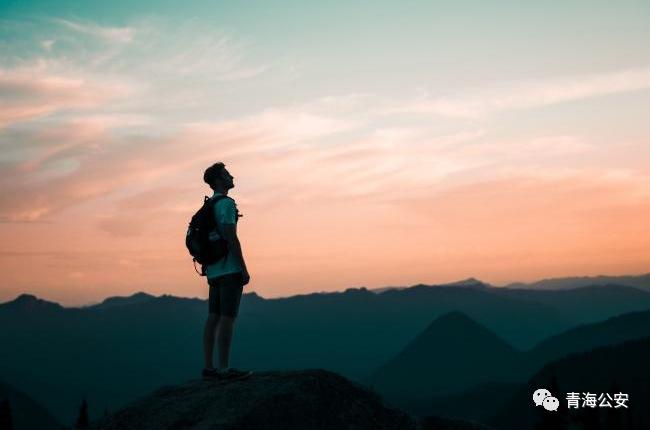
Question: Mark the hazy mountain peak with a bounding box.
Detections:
[94,291,156,308]
[434,310,476,323]
[369,310,521,399]
[13,293,38,302]
[418,311,503,342]
[243,291,263,300]
[371,277,489,294]
[343,286,373,296]
[1,293,62,311]
[399,310,516,363]
[440,277,489,288]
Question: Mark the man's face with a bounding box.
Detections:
[219,169,234,190]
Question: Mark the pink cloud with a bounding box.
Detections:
[0,66,131,128]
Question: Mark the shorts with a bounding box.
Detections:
[208,272,244,317]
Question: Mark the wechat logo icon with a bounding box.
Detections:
[533,388,559,412]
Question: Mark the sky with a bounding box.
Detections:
[0,0,649,305]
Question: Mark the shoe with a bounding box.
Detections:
[201,367,223,380]
[221,367,253,381]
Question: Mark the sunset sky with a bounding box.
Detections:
[1,1,649,305]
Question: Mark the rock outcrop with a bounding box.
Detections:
[93,369,415,430]
[92,369,493,430]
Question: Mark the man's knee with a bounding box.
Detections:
[206,313,219,326]
[219,315,236,325]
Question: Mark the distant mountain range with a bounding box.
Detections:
[370,277,487,293]
[91,291,157,309]
[369,273,650,293]
[2,279,650,425]
[504,272,650,292]
[367,308,650,418]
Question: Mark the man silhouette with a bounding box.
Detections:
[201,162,252,380]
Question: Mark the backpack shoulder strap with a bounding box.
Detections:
[209,194,231,205]
[207,195,233,232]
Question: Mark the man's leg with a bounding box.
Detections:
[203,313,219,369]
[216,315,235,369]
[216,272,244,369]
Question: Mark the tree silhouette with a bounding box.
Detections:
[74,398,89,430]
[0,399,12,430]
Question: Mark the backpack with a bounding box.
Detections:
[186,195,230,276]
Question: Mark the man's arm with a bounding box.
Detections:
[221,223,249,283]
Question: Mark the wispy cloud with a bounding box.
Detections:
[51,18,135,43]
[391,66,650,118]
[0,17,269,129]
[0,66,130,128]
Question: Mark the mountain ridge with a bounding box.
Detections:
[4,272,650,309]
[368,308,650,418]
[505,272,650,292]
[2,282,650,424]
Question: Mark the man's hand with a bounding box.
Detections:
[242,270,250,286]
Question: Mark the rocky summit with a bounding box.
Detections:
[92,369,415,430]
[91,369,492,430]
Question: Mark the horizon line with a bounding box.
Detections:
[4,271,649,308]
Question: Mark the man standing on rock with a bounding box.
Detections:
[201,162,252,381]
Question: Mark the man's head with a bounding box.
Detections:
[203,162,234,193]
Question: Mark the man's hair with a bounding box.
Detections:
[203,162,226,189]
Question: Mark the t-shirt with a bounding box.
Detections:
[205,192,244,280]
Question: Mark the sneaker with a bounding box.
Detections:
[221,367,253,381]
[201,367,223,380]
